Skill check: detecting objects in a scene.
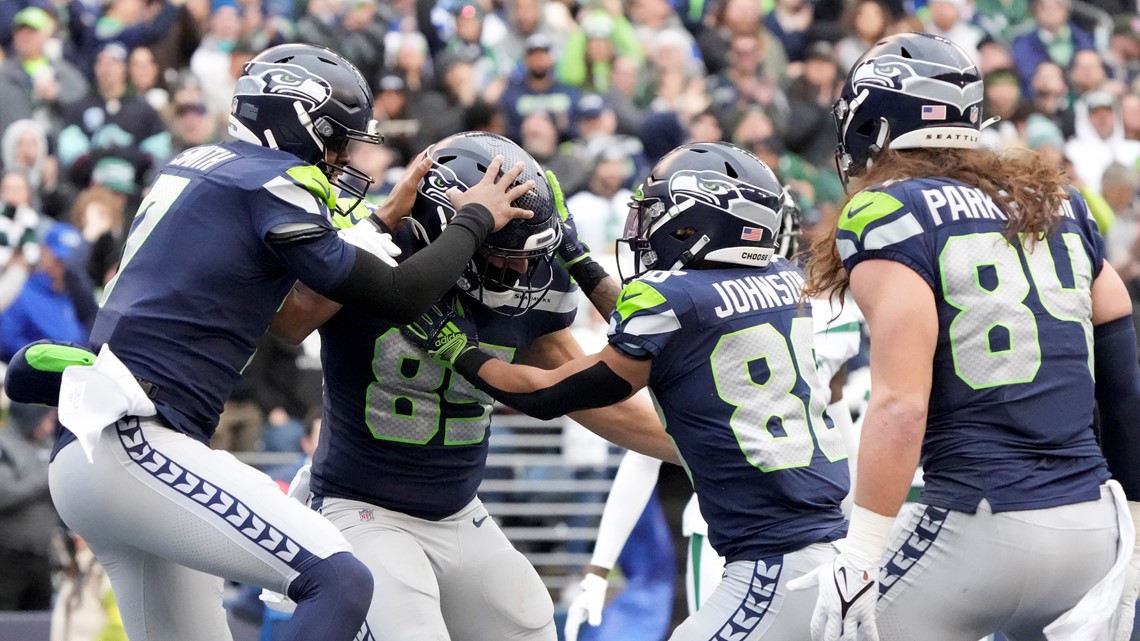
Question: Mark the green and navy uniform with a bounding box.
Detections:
[836,177,1121,640]
[606,260,849,641]
[310,224,577,641]
[47,141,379,641]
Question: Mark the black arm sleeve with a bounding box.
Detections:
[325,204,494,324]
[1094,315,1140,500]
[453,351,634,421]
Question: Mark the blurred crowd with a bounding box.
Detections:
[1,0,1140,637]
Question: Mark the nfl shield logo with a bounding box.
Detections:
[969,105,980,124]
[359,509,374,521]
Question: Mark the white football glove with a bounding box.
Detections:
[564,573,608,641]
[338,217,401,266]
[787,550,880,641]
[1112,502,1140,641]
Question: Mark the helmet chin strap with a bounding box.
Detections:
[669,235,710,270]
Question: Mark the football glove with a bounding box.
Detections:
[338,215,401,267]
[401,296,479,366]
[546,169,591,268]
[787,550,880,641]
[564,573,608,641]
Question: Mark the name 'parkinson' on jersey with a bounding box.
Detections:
[836,176,1110,513]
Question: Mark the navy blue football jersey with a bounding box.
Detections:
[608,261,849,562]
[836,177,1110,513]
[310,227,578,520]
[57,141,356,451]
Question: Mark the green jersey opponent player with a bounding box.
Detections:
[30,44,534,641]
[793,32,1140,641]
[404,141,851,641]
[269,131,674,641]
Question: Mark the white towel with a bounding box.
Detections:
[57,345,157,463]
[1045,480,1134,641]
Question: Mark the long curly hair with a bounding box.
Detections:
[803,146,1070,303]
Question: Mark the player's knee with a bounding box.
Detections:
[290,551,374,619]
[476,548,554,632]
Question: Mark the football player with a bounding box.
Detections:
[268,131,673,641]
[403,141,851,641]
[562,203,865,641]
[35,44,533,641]
[793,32,1140,641]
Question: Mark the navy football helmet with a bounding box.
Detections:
[409,131,561,315]
[834,32,985,185]
[229,44,383,205]
[618,142,791,282]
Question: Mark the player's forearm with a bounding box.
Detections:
[583,274,622,319]
[454,352,633,421]
[852,392,926,517]
[568,398,679,464]
[1094,316,1140,500]
[272,283,342,345]
[328,204,493,323]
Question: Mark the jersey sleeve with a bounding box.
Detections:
[834,184,937,288]
[606,276,686,359]
[250,164,339,239]
[1067,187,1107,280]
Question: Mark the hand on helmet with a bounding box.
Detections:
[401,295,480,366]
[546,170,591,268]
[375,152,433,230]
[447,155,535,232]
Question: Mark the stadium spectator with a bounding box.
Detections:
[980,68,1024,148]
[338,0,387,91]
[564,144,634,256]
[0,7,90,139]
[560,8,642,96]
[1069,48,1109,98]
[696,0,786,79]
[127,44,169,112]
[1102,162,1140,279]
[764,0,817,63]
[976,37,1014,76]
[501,32,580,141]
[1,118,72,220]
[442,2,509,101]
[974,0,1030,42]
[924,0,984,63]
[0,403,59,611]
[0,220,92,361]
[68,185,125,287]
[56,41,171,197]
[1029,61,1076,138]
[784,40,842,167]
[706,32,790,136]
[1010,0,1095,96]
[603,55,648,137]
[1122,93,1140,141]
[1065,90,1140,193]
[835,0,892,73]
[373,74,419,165]
[521,110,587,195]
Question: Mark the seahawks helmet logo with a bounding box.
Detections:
[234,62,332,109]
[419,163,466,227]
[850,55,982,113]
[666,169,780,233]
